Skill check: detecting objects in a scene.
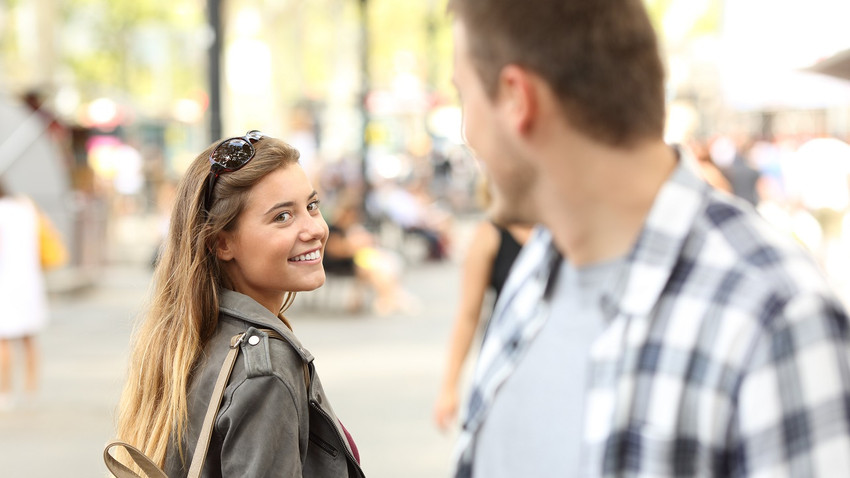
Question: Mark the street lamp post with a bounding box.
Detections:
[358,0,372,221]
[207,0,223,142]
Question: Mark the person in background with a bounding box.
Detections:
[323,193,411,316]
[688,138,733,193]
[448,0,850,476]
[721,139,762,207]
[433,177,532,431]
[114,131,364,477]
[0,181,49,411]
[372,179,452,261]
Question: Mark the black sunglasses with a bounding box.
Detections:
[203,130,266,212]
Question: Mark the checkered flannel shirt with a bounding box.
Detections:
[454,156,850,477]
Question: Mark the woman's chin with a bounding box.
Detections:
[292,272,326,292]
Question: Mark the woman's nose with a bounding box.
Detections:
[299,214,327,242]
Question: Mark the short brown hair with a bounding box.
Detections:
[449,0,666,146]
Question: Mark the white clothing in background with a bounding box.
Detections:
[0,196,48,338]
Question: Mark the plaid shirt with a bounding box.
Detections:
[454,157,850,477]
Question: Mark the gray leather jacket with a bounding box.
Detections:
[163,289,365,477]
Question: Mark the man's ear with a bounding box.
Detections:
[497,65,537,135]
[215,232,235,261]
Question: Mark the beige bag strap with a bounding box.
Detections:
[103,441,168,478]
[261,329,311,391]
[105,328,301,478]
[185,332,245,477]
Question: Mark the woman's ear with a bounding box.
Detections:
[215,232,235,261]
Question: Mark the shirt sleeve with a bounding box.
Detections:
[216,374,304,477]
[734,292,850,476]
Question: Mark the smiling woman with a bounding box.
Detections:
[110,132,364,478]
[215,165,328,314]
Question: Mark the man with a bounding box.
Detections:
[448,0,850,477]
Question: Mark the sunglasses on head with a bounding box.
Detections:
[203,130,266,213]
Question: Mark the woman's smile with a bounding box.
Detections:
[289,249,322,263]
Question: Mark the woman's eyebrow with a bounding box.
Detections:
[264,201,294,215]
[263,191,318,215]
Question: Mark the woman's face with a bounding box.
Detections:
[216,164,329,313]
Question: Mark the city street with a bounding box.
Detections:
[0,218,479,478]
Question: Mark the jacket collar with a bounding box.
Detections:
[218,288,314,362]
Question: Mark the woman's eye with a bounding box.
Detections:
[275,211,292,222]
[307,200,320,212]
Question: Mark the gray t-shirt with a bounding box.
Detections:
[472,257,622,478]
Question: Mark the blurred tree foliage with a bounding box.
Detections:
[644,0,723,44]
[57,0,205,114]
[261,0,451,104]
[4,0,715,125]
[369,0,452,93]
[40,0,452,113]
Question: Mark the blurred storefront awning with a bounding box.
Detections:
[806,48,850,81]
[0,94,73,245]
[716,0,850,110]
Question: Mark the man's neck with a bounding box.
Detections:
[539,139,677,266]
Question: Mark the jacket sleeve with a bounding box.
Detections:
[215,373,304,477]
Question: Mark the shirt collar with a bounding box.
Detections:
[603,146,710,318]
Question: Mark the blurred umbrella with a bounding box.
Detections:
[0,94,73,250]
[806,48,850,82]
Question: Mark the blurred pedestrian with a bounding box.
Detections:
[721,139,762,206]
[323,192,412,316]
[448,1,850,477]
[372,179,452,261]
[433,177,531,431]
[113,132,364,477]
[0,181,48,411]
[688,138,733,193]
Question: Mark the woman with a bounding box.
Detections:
[0,182,49,411]
[323,193,408,315]
[433,176,532,431]
[115,132,364,477]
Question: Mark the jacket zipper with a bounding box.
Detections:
[309,432,339,457]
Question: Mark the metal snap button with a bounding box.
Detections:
[248,335,260,346]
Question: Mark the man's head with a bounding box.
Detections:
[449,0,666,147]
[450,0,667,225]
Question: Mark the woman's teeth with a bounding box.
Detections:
[291,251,320,262]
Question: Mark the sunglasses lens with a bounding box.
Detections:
[210,138,254,170]
[204,132,265,213]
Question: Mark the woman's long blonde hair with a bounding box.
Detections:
[115,136,301,466]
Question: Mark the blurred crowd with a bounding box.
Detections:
[10,82,850,313]
[688,133,850,301]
